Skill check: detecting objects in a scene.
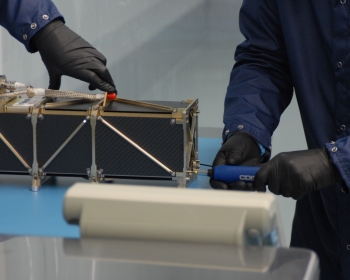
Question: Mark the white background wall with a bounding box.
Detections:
[0,0,307,244]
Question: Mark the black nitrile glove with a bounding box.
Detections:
[254,148,343,200]
[30,20,116,93]
[210,131,270,190]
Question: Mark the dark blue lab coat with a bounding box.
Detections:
[224,0,350,279]
[0,0,64,51]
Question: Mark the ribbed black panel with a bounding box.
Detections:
[0,140,28,171]
[96,117,183,177]
[37,115,92,174]
[0,108,187,179]
[0,113,33,170]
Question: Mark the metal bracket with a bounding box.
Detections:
[89,105,100,183]
[28,98,53,191]
[30,105,44,191]
[87,168,104,182]
[114,98,174,112]
[176,99,199,188]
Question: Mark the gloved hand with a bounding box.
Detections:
[254,148,343,200]
[30,20,116,93]
[210,131,270,190]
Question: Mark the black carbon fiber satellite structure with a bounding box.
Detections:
[0,75,199,191]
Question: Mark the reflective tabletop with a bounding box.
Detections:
[0,235,319,280]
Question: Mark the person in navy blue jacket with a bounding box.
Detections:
[0,0,116,93]
[211,1,350,279]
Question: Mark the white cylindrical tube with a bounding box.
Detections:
[13,82,26,89]
[33,88,45,96]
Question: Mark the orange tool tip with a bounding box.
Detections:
[107,92,117,100]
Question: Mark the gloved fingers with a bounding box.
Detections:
[244,182,253,190]
[212,150,229,167]
[226,151,242,165]
[87,49,107,65]
[81,60,116,92]
[90,65,117,92]
[33,20,116,92]
[256,185,266,192]
[258,164,297,198]
[210,179,229,190]
[210,178,256,192]
[227,181,253,191]
[89,84,97,91]
[226,147,256,165]
[254,163,270,192]
[212,139,239,167]
[48,71,62,90]
[271,185,302,200]
[291,192,305,200]
[221,133,262,166]
[95,81,117,93]
[70,68,116,93]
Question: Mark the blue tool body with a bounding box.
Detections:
[211,165,260,183]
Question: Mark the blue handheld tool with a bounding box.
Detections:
[207,165,260,184]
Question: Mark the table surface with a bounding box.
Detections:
[0,235,319,280]
[0,138,296,247]
[0,138,220,238]
[0,138,313,279]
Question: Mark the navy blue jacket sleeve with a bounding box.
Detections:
[0,0,64,52]
[326,138,350,189]
[223,0,293,149]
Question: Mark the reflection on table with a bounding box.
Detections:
[0,236,319,280]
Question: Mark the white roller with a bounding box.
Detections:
[63,183,285,246]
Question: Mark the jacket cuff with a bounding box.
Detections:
[26,13,65,53]
[224,129,271,163]
[3,6,64,53]
[325,136,350,190]
[222,121,272,151]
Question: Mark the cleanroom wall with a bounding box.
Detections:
[0,29,3,74]
[1,0,307,244]
[3,0,227,130]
